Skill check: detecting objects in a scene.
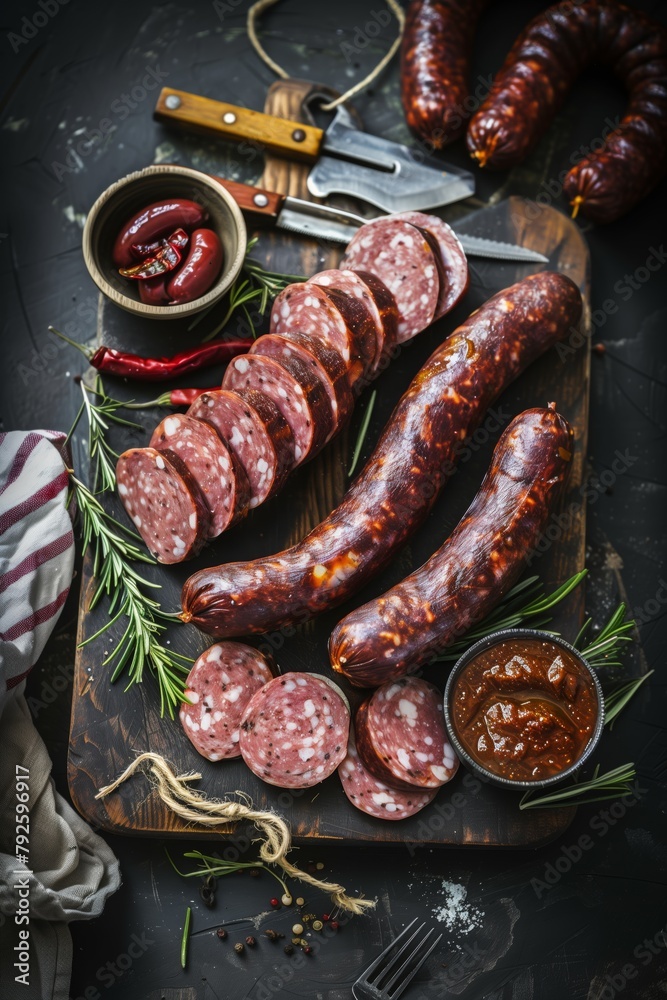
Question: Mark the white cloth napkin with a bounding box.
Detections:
[0,431,121,1000]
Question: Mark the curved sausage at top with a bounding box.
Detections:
[466,0,667,222]
[180,271,582,638]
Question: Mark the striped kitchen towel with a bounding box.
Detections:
[0,430,75,712]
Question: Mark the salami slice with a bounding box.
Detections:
[270,282,358,374]
[393,211,469,319]
[341,218,440,342]
[339,730,437,820]
[239,672,350,788]
[223,354,333,464]
[309,270,378,380]
[351,270,399,375]
[355,678,459,790]
[180,642,274,761]
[250,332,353,434]
[150,413,249,537]
[188,388,295,509]
[116,446,208,563]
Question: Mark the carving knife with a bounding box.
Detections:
[154,88,476,214]
[208,176,550,264]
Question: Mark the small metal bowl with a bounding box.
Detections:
[82,164,247,320]
[443,628,605,791]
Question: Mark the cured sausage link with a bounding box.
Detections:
[330,405,573,688]
[401,0,489,148]
[467,0,667,222]
[180,272,582,637]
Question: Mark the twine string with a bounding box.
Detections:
[96,752,375,914]
[246,0,405,112]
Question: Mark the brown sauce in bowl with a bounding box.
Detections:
[450,637,600,782]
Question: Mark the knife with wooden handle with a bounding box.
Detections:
[208,176,549,262]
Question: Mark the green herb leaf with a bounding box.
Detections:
[347,389,377,477]
[575,603,636,669]
[604,671,654,729]
[181,906,192,970]
[518,762,636,810]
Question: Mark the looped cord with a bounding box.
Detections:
[247,0,405,111]
[96,752,375,915]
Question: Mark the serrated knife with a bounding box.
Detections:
[154,88,476,213]
[209,177,549,263]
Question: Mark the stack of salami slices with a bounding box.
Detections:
[117,213,468,564]
[180,641,460,822]
[340,678,459,821]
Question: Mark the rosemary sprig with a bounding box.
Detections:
[435,570,588,662]
[166,849,290,897]
[574,603,636,669]
[519,763,636,809]
[71,474,192,717]
[604,671,654,729]
[80,375,142,492]
[199,237,305,342]
[347,389,377,477]
[181,906,192,970]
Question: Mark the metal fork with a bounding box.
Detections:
[352,918,443,1000]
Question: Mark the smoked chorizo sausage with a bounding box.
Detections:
[180,272,582,637]
[329,404,573,688]
[401,0,489,148]
[467,0,667,223]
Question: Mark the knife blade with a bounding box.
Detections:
[154,88,476,214]
[211,177,549,263]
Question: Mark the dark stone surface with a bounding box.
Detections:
[1,1,665,998]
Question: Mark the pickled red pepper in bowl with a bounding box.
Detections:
[113,199,224,305]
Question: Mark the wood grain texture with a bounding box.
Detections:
[68,81,590,847]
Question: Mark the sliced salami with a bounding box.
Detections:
[393,211,469,319]
[239,672,350,788]
[150,413,249,537]
[116,447,208,563]
[270,282,357,373]
[341,218,440,342]
[188,388,295,509]
[350,270,399,375]
[180,642,274,761]
[355,678,459,791]
[223,354,333,465]
[249,332,353,434]
[309,270,378,380]
[339,730,437,821]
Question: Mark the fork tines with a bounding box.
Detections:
[359,918,443,999]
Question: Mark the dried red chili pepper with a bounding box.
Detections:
[132,228,189,259]
[119,240,182,280]
[49,327,250,382]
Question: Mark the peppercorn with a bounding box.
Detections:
[245,936,256,948]
[200,884,216,908]
[292,923,304,935]
[316,862,324,870]
[312,920,323,931]
[281,893,293,906]
[264,929,280,942]
[299,938,308,948]
[270,897,280,908]
[249,868,261,878]
[284,945,294,955]
[330,920,339,931]
[303,945,312,955]
[292,936,301,945]
[295,897,305,906]
[216,927,228,940]
[322,913,330,922]
[234,942,245,955]
[594,342,606,355]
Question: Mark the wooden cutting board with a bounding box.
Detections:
[68,82,590,847]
